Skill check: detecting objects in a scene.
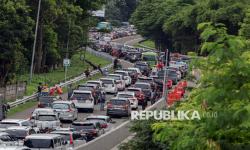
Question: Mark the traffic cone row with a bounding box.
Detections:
[167,80,187,106]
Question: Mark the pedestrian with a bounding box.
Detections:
[103,68,109,76]
[113,58,118,70]
[41,84,49,96]
[97,64,103,75]
[1,103,9,120]
[67,84,73,99]
[84,67,90,78]
[37,82,42,100]
[100,93,106,111]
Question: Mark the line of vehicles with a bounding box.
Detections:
[0,27,190,149]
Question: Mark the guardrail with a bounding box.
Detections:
[8,63,113,108]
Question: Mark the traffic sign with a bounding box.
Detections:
[63,59,70,67]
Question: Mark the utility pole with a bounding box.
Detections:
[163,49,169,107]
[29,0,42,83]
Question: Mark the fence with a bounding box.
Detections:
[0,82,27,102]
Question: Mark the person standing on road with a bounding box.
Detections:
[37,82,42,101]
[97,64,103,75]
[113,58,118,70]
[100,93,106,111]
[84,67,90,78]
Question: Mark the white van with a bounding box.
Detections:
[71,90,95,112]
[24,134,67,150]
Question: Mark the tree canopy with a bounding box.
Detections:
[131,0,250,53]
[0,0,105,86]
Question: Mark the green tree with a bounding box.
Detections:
[152,22,250,149]
[0,0,34,85]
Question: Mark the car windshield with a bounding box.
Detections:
[72,93,91,100]
[138,78,153,83]
[135,84,150,89]
[52,133,70,141]
[88,82,100,86]
[115,72,127,76]
[110,100,127,105]
[52,103,69,110]
[0,123,19,128]
[101,79,113,84]
[72,123,95,131]
[107,75,120,80]
[33,110,53,115]
[118,94,133,98]
[127,89,140,93]
[24,139,53,148]
[39,97,54,103]
[6,129,27,139]
[38,115,56,121]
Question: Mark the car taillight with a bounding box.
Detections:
[91,130,97,136]
[101,123,107,128]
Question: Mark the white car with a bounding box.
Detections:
[0,146,30,150]
[87,80,105,91]
[0,119,35,132]
[127,67,142,76]
[50,130,86,149]
[100,78,118,94]
[52,101,78,122]
[114,70,132,86]
[71,90,95,112]
[34,112,61,131]
[30,108,55,120]
[24,134,68,150]
[116,92,138,110]
[106,74,126,91]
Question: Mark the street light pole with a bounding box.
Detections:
[163,49,169,107]
[29,0,42,83]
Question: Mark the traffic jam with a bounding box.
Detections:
[0,26,190,150]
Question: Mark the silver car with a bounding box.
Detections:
[52,101,78,122]
[34,112,61,132]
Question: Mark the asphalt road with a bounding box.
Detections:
[8,35,141,133]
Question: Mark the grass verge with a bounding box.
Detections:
[7,100,37,117]
[16,52,110,100]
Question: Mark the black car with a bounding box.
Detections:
[124,51,141,62]
[134,61,150,76]
[71,121,104,141]
[137,76,157,92]
[157,70,178,85]
[134,82,154,101]
[38,96,57,108]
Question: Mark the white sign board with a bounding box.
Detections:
[92,6,105,17]
[63,59,70,67]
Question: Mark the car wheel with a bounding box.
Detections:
[90,108,94,113]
